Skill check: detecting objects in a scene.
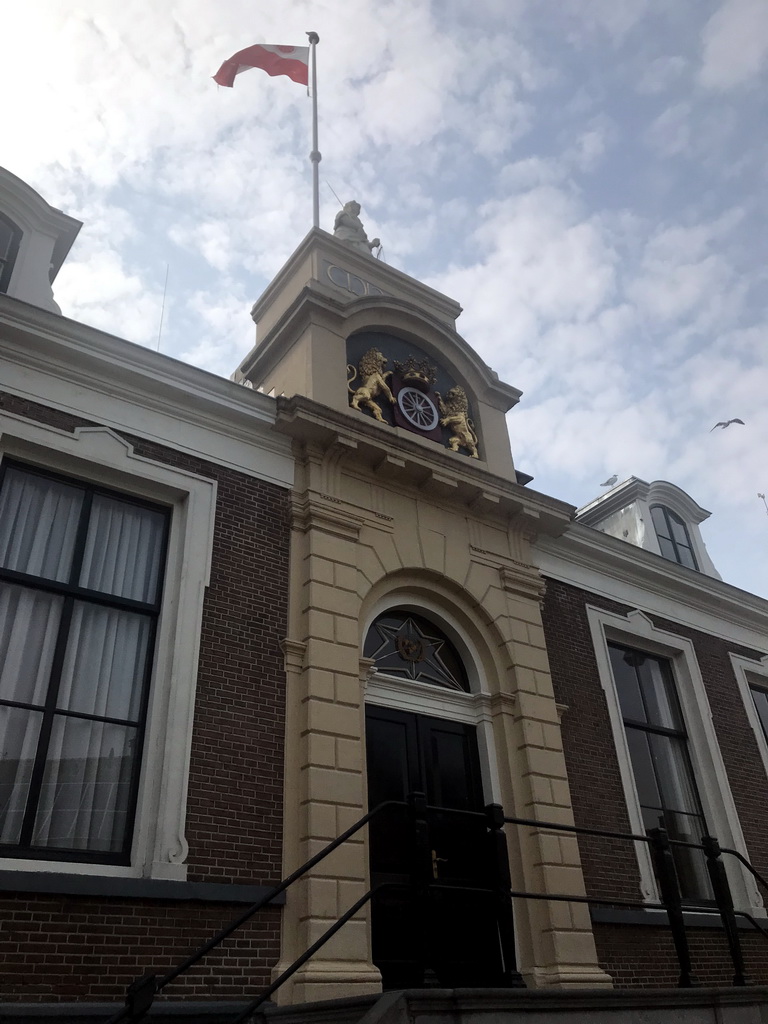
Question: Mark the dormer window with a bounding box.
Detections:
[650,505,698,570]
[0,213,22,294]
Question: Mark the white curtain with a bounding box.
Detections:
[0,705,43,843]
[33,717,135,853]
[79,495,165,603]
[0,583,63,705]
[0,469,82,581]
[57,604,149,721]
[0,470,165,854]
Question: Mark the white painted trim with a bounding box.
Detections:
[0,295,295,491]
[729,653,768,797]
[535,526,768,651]
[586,605,764,915]
[0,414,217,880]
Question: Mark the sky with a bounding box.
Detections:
[4,0,768,598]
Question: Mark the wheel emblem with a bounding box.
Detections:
[397,387,439,431]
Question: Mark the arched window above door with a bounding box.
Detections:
[364,610,469,692]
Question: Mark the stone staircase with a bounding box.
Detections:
[4,987,768,1024]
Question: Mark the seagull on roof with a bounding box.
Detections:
[600,474,618,487]
[710,418,745,431]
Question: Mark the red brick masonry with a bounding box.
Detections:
[0,393,291,1002]
[541,576,768,987]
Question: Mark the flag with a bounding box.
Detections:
[213,44,309,88]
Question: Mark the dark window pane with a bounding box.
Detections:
[651,505,671,540]
[0,706,43,843]
[650,505,698,570]
[677,545,697,570]
[668,513,689,546]
[648,733,704,818]
[612,643,710,902]
[609,645,646,722]
[664,809,712,902]
[657,535,678,562]
[0,215,21,293]
[0,220,13,260]
[625,727,662,810]
[637,656,680,730]
[750,687,768,742]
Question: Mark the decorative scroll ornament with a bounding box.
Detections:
[347,348,395,423]
[436,386,480,458]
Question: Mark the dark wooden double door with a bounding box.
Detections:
[366,706,511,988]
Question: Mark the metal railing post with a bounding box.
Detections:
[648,826,697,987]
[485,803,525,987]
[702,834,749,986]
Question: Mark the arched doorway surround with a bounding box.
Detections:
[362,597,517,987]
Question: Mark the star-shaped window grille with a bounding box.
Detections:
[364,612,469,692]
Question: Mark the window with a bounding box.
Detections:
[0,461,169,863]
[365,611,469,692]
[749,684,768,745]
[650,505,698,570]
[0,213,22,293]
[608,642,711,901]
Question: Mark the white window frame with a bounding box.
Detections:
[730,652,768,792]
[0,410,216,880]
[586,605,763,914]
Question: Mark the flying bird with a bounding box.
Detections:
[710,419,745,431]
[600,474,618,487]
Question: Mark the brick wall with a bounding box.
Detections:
[542,575,768,986]
[0,393,291,1001]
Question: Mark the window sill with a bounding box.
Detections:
[590,905,763,929]
[0,869,286,904]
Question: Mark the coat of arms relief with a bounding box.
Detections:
[346,346,480,459]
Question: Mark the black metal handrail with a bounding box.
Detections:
[104,799,403,1024]
[501,809,767,988]
[105,796,768,1021]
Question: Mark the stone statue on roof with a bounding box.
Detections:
[333,201,380,256]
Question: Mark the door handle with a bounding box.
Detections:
[431,849,448,879]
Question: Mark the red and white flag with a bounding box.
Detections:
[213,44,309,88]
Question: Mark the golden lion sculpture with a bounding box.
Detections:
[436,386,479,458]
[347,348,395,423]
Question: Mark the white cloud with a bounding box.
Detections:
[699,0,768,89]
[4,0,767,598]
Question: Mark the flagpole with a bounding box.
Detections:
[307,31,320,229]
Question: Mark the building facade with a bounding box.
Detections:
[1,167,768,1011]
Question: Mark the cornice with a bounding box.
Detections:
[0,295,294,477]
[276,394,574,538]
[536,523,768,649]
